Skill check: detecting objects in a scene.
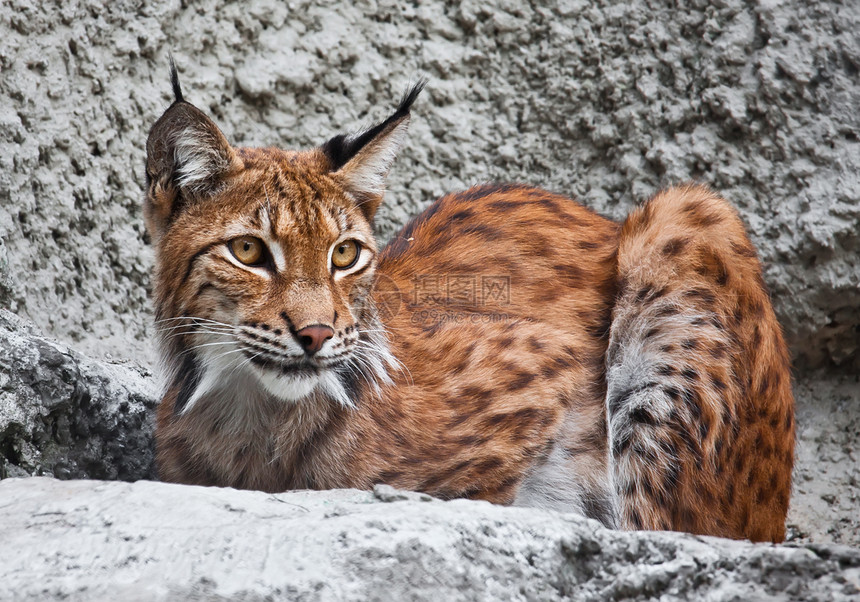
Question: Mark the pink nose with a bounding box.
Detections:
[295,325,334,355]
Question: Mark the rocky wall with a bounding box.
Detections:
[0,310,156,481]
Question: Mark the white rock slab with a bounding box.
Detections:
[1,478,858,601]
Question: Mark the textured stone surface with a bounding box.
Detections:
[0,310,157,481]
[1,478,858,601]
[787,373,860,547]
[0,0,858,369]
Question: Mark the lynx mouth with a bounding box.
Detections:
[244,348,355,375]
[244,349,355,408]
[246,353,321,375]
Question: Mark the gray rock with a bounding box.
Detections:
[0,310,157,481]
[0,477,858,601]
[0,0,858,370]
[787,373,860,547]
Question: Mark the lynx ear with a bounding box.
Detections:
[144,60,239,241]
[321,81,426,221]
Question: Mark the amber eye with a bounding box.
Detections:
[332,240,360,270]
[229,236,265,265]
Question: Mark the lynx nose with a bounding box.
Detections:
[295,325,334,355]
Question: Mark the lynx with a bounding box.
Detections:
[145,64,794,542]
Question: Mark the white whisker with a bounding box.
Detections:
[155,316,235,328]
[157,323,235,334]
[185,340,240,353]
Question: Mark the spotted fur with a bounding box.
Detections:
[607,186,794,542]
[145,67,793,542]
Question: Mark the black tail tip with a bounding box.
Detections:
[168,53,184,104]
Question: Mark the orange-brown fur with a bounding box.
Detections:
[146,72,793,542]
[608,186,795,541]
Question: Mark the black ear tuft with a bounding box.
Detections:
[144,60,239,241]
[321,78,427,171]
[169,54,184,104]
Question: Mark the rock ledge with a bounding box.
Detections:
[1,478,858,601]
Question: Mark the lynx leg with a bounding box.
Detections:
[514,411,619,529]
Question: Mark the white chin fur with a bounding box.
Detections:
[175,340,358,418]
[256,369,318,402]
[254,366,354,409]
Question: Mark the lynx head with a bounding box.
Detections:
[145,61,423,415]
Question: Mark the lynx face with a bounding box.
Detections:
[145,68,419,414]
[220,199,378,407]
[162,156,383,411]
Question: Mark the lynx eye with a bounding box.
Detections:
[229,236,265,265]
[332,240,360,270]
